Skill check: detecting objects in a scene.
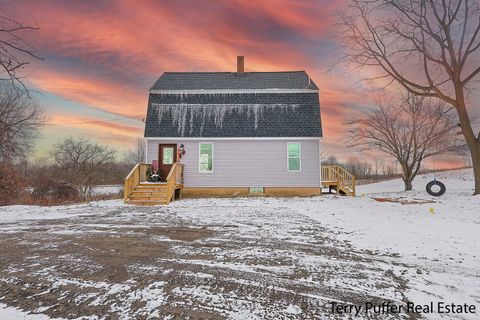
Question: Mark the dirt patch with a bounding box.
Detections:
[78,235,173,282]
[0,206,416,319]
[146,226,214,241]
[81,235,170,261]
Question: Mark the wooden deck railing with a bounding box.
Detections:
[165,163,184,204]
[175,163,184,185]
[124,163,150,202]
[322,165,356,196]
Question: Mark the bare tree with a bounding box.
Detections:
[122,138,145,165]
[338,0,480,194]
[347,94,460,191]
[0,84,44,162]
[322,155,339,165]
[1,9,41,93]
[319,146,330,162]
[373,158,384,179]
[382,161,399,178]
[343,157,375,179]
[50,137,116,201]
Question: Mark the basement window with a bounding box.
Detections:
[287,142,301,171]
[199,143,213,173]
[249,187,264,194]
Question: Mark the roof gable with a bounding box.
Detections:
[150,71,319,91]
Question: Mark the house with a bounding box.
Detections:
[124,57,354,205]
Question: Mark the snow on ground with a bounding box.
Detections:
[319,168,480,314]
[91,185,122,196]
[0,169,478,319]
[0,303,51,319]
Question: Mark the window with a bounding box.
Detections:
[199,143,213,173]
[287,143,301,171]
[163,147,174,165]
[249,187,264,194]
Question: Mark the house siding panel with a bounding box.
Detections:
[146,139,320,187]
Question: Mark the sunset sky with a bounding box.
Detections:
[2,0,469,168]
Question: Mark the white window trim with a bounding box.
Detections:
[198,142,214,174]
[287,142,301,172]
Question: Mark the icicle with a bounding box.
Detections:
[153,103,299,136]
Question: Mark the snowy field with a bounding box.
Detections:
[0,169,478,319]
[91,185,123,196]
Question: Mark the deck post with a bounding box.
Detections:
[352,176,356,197]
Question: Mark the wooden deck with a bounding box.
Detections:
[321,165,356,196]
[124,163,355,205]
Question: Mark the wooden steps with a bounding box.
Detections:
[321,165,356,197]
[125,183,170,205]
[124,163,184,205]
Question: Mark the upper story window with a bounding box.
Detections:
[287,142,301,171]
[199,143,213,173]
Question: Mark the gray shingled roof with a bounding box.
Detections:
[145,70,321,138]
[150,71,319,91]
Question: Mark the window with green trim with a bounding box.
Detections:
[199,143,213,173]
[287,143,301,171]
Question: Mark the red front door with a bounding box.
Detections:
[158,144,177,180]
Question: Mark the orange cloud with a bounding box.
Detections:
[33,69,147,116]
[47,114,143,140]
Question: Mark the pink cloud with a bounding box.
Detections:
[3,0,466,168]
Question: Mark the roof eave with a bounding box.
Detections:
[148,88,319,94]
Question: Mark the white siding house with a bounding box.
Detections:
[141,58,323,198]
[146,138,321,188]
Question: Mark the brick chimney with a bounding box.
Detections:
[237,56,244,73]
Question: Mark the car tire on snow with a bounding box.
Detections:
[426,180,446,196]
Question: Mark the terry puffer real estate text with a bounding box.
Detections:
[330,301,477,316]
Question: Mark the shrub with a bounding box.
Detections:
[31,176,52,199]
[0,164,24,205]
[117,188,124,198]
[52,181,79,200]
[31,177,79,201]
